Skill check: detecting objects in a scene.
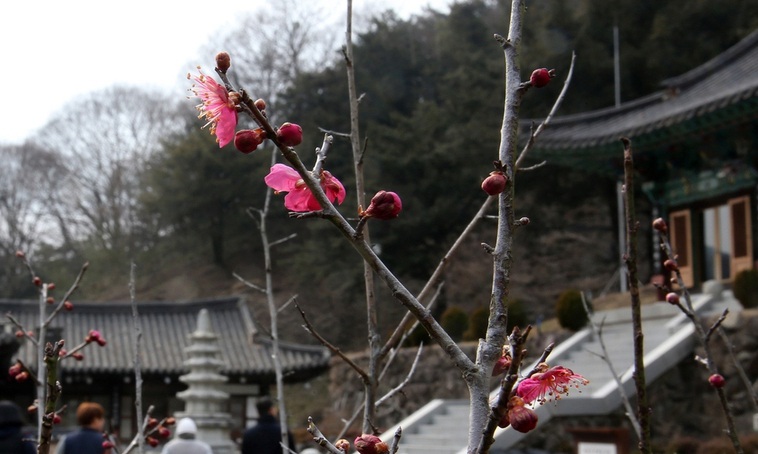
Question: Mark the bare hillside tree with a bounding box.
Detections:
[31,86,185,259]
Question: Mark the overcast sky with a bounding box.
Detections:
[0,0,451,144]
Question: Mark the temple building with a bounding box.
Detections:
[0,296,329,445]
[526,28,758,289]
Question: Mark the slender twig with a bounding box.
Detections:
[232,272,267,294]
[389,426,403,454]
[515,51,576,170]
[297,303,369,383]
[581,292,642,440]
[129,262,145,454]
[307,417,345,454]
[717,327,758,411]
[375,343,424,407]
[621,137,653,453]
[43,262,89,326]
[658,232,743,452]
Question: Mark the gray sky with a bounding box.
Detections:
[0,0,451,144]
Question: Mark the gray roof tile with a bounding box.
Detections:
[525,28,758,154]
[2,297,329,379]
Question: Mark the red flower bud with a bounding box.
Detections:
[335,439,350,452]
[53,414,62,424]
[15,250,25,258]
[215,51,231,72]
[361,191,402,220]
[709,373,726,388]
[33,276,41,287]
[15,330,24,338]
[354,434,389,454]
[158,426,171,438]
[508,405,538,433]
[164,417,176,426]
[276,122,303,147]
[59,349,67,357]
[47,283,55,291]
[64,301,74,311]
[652,217,668,233]
[234,128,266,154]
[529,68,553,88]
[663,259,678,272]
[481,171,507,195]
[15,371,29,382]
[146,436,159,447]
[27,405,37,414]
[72,352,84,361]
[26,331,34,338]
[46,297,55,305]
[102,441,115,449]
[665,292,680,305]
[8,363,22,377]
[96,338,107,347]
[254,98,267,111]
[147,417,159,428]
[492,354,512,376]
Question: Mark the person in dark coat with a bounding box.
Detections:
[241,397,295,454]
[55,402,107,454]
[0,400,35,454]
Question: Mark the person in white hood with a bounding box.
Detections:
[161,418,212,454]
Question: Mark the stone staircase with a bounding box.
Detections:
[380,285,742,454]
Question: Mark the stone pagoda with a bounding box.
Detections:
[176,309,236,453]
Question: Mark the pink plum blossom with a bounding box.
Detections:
[516,365,589,404]
[188,68,238,147]
[264,163,346,212]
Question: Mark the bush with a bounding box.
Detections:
[733,268,758,308]
[441,306,469,341]
[464,306,489,341]
[555,289,589,331]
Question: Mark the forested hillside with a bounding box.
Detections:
[2,0,756,349]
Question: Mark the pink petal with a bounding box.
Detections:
[264,164,300,192]
[216,110,238,147]
[284,190,313,212]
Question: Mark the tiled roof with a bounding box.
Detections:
[2,297,330,380]
[524,28,758,162]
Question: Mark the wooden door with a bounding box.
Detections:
[669,209,693,287]
[729,196,753,276]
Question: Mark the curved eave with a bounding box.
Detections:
[526,94,758,174]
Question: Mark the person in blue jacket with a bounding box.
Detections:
[55,402,108,454]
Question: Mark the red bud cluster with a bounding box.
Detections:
[335,439,350,452]
[64,301,74,311]
[498,396,538,433]
[85,329,107,346]
[709,373,726,388]
[276,122,303,147]
[482,171,507,195]
[72,352,84,361]
[215,51,231,73]
[652,217,668,233]
[354,434,389,454]
[102,441,115,449]
[146,436,159,447]
[361,191,402,220]
[33,276,41,287]
[234,128,267,154]
[8,362,23,377]
[529,68,555,88]
[665,292,680,305]
[663,259,678,272]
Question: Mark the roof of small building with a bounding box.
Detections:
[2,296,330,381]
[524,28,758,170]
